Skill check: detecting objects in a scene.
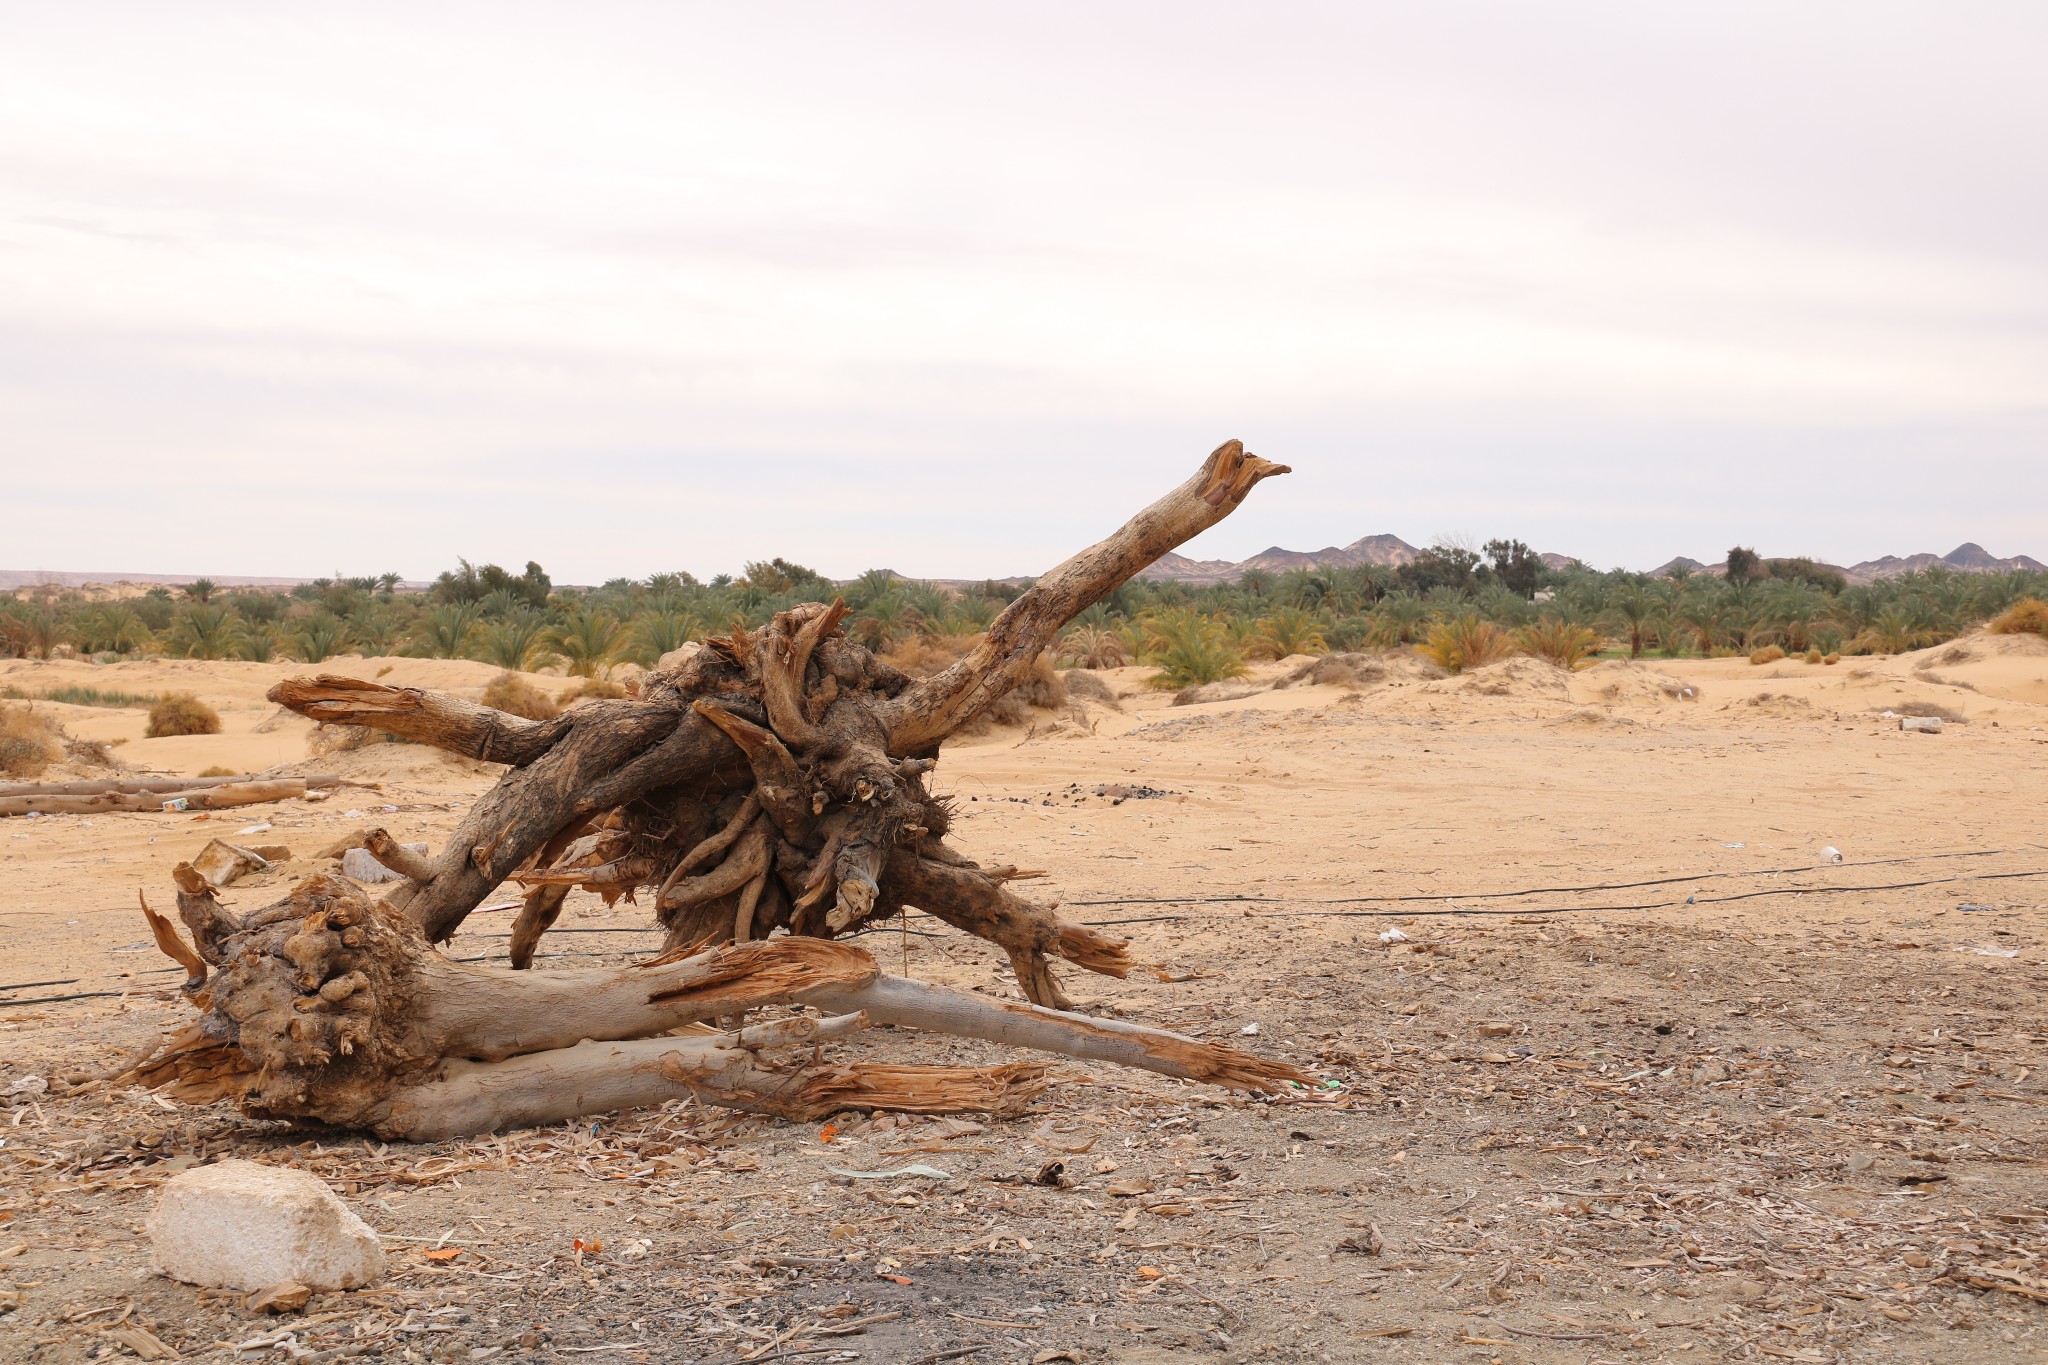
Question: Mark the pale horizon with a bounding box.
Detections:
[5,3,2046,582]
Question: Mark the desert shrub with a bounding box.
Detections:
[1823,653,1841,665]
[482,672,561,721]
[1058,625,1130,670]
[1803,648,1823,664]
[880,633,980,676]
[1417,614,1513,675]
[1277,653,1387,689]
[957,654,1069,732]
[1749,645,1786,665]
[0,704,62,778]
[1061,669,1120,708]
[558,675,628,704]
[1518,618,1601,670]
[1989,598,2048,635]
[1252,606,1327,659]
[145,693,221,737]
[1144,611,1247,689]
[196,765,237,778]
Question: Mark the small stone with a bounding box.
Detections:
[248,1281,313,1313]
[147,1159,385,1292]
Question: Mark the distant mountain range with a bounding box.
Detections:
[1137,536,2042,587]
[6,541,2040,596]
[1648,542,2045,586]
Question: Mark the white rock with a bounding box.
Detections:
[147,1160,385,1291]
[1900,715,1943,733]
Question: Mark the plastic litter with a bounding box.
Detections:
[2,1075,48,1101]
[1820,846,1844,864]
[161,797,191,813]
[1957,903,1997,913]
[1377,928,1408,944]
[1955,944,2019,958]
[826,1164,951,1180]
[237,822,273,835]
[1239,1022,1261,1036]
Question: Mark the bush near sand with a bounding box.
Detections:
[145,692,221,737]
[481,672,561,722]
[0,702,63,778]
[1750,645,1786,664]
[1990,598,2048,635]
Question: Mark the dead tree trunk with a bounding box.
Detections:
[138,441,1294,1137]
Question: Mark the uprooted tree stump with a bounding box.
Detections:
[135,442,1300,1137]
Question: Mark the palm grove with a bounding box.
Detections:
[3,541,2045,689]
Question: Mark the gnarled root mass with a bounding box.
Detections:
[133,871,1303,1140]
[136,441,1295,1139]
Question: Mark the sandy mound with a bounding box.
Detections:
[1418,656,1573,701]
[1727,691,1815,718]
[1550,707,1639,728]
[1571,660,1695,706]
[1275,651,1443,690]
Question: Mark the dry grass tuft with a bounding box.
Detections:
[0,703,63,778]
[1749,645,1787,665]
[558,675,628,704]
[1803,647,1824,664]
[1894,700,1967,724]
[1823,653,1841,665]
[1989,598,2048,636]
[484,672,561,722]
[145,693,221,738]
[958,653,1068,733]
[880,633,982,676]
[195,765,237,778]
[309,724,376,756]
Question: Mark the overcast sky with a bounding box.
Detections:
[4,3,2045,582]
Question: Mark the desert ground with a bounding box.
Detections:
[2,636,2045,1364]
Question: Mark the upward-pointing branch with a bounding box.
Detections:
[878,439,1289,754]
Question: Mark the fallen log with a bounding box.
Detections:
[136,440,1296,1139]
[132,870,1304,1139]
[0,773,345,798]
[1,780,312,818]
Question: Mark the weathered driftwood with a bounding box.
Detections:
[0,773,344,798]
[138,441,1293,1138]
[135,871,1302,1139]
[0,779,314,819]
[261,440,1286,1007]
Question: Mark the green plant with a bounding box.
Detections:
[1143,610,1247,689]
[1059,625,1129,670]
[1989,598,2048,635]
[1418,614,1514,674]
[412,604,479,659]
[145,693,221,737]
[1518,617,1601,670]
[1254,606,1328,659]
[170,604,239,660]
[477,612,553,670]
[0,685,161,708]
[546,609,624,678]
[288,613,352,664]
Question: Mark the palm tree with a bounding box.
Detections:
[470,611,548,670]
[1367,593,1431,647]
[1059,625,1129,669]
[1255,606,1328,658]
[851,592,918,651]
[1858,603,1930,654]
[289,614,352,664]
[183,578,218,604]
[170,604,238,660]
[411,604,478,659]
[546,609,624,678]
[625,611,698,666]
[1603,580,1667,659]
